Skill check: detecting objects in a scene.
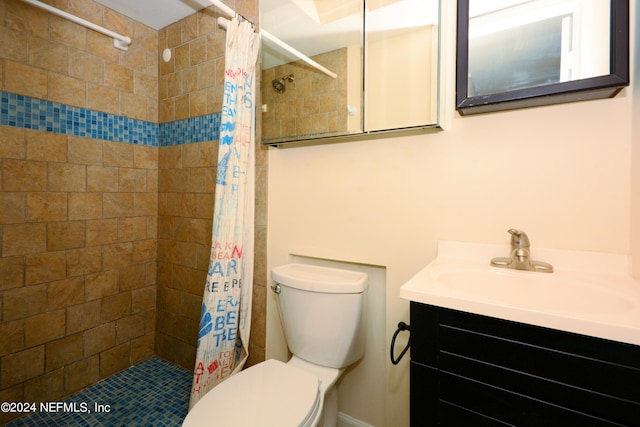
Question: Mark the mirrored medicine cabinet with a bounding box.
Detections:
[456,0,629,115]
[260,0,440,146]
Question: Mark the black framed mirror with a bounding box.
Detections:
[456,0,629,115]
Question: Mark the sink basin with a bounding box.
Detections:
[436,267,635,315]
[400,240,640,346]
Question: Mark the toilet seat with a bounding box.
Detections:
[183,359,320,427]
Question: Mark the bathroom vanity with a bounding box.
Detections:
[410,302,640,426]
[400,240,640,426]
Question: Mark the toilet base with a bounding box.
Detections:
[319,386,338,427]
[286,356,345,427]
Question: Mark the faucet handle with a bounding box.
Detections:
[508,229,530,248]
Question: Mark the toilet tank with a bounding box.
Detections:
[271,263,368,369]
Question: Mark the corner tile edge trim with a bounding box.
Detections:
[1,91,224,147]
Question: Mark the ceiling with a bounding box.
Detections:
[93,0,213,30]
[93,0,436,31]
[261,0,437,67]
[94,0,438,70]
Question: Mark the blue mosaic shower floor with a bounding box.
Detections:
[5,358,192,427]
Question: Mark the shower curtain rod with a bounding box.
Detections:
[20,0,132,51]
[20,0,333,77]
[208,0,337,79]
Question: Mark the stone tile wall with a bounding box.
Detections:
[155,1,267,371]
[0,0,158,423]
[155,141,268,371]
[157,0,258,123]
[0,0,266,423]
[0,127,158,425]
[1,0,158,121]
[261,48,349,143]
[156,142,216,369]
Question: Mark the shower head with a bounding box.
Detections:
[272,74,295,93]
[272,78,285,93]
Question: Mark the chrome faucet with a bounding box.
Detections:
[490,229,554,273]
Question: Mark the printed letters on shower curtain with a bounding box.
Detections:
[189,17,260,409]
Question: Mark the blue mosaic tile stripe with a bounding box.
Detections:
[6,358,192,427]
[159,113,221,146]
[1,91,158,146]
[1,91,223,147]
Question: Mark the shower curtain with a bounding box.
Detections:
[189,16,260,409]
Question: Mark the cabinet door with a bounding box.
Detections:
[409,303,640,426]
[409,362,438,427]
[439,371,626,426]
[409,301,439,365]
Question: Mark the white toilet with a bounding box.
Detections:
[183,263,368,427]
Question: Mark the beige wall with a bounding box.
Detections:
[267,1,638,426]
[365,25,436,130]
[631,1,640,282]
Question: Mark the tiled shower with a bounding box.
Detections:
[0,0,266,424]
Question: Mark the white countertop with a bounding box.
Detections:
[400,241,640,346]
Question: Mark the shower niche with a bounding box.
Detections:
[260,0,440,146]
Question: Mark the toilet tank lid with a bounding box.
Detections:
[272,263,368,293]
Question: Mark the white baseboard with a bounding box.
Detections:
[337,412,375,427]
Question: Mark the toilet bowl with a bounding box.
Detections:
[183,359,322,427]
[183,263,368,427]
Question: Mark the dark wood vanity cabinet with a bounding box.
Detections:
[409,302,640,426]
